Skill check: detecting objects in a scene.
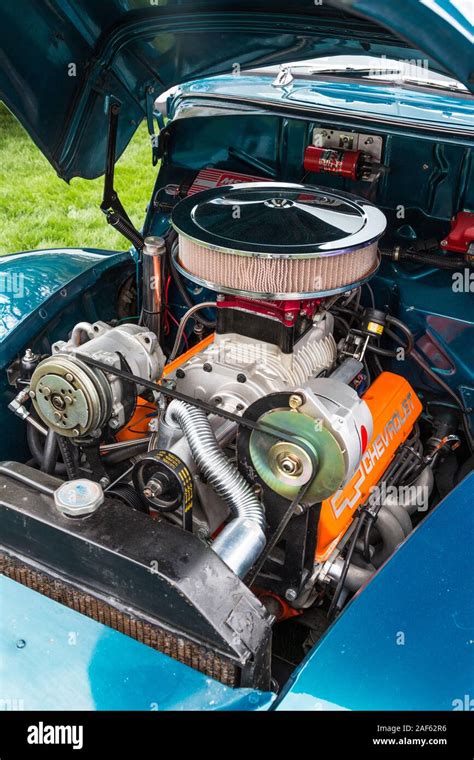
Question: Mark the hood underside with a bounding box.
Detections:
[0,0,472,181]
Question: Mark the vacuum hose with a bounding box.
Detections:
[166,400,266,577]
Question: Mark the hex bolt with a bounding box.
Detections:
[237,373,247,383]
[109,419,120,430]
[71,428,80,437]
[28,390,36,399]
[285,588,297,602]
[144,479,163,498]
[289,393,305,409]
[65,373,74,383]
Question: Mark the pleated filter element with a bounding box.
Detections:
[178,237,379,296]
[171,182,387,299]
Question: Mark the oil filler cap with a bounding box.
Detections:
[54,479,104,518]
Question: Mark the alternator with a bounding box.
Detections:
[238,378,373,504]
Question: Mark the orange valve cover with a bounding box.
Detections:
[316,372,423,562]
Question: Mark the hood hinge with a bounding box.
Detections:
[145,85,165,167]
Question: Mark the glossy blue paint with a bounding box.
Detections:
[372,261,474,435]
[0,575,274,711]
[0,1,472,181]
[160,100,474,227]
[274,473,474,711]
[339,0,474,88]
[0,249,133,366]
[171,75,474,137]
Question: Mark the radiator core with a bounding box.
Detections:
[0,552,238,686]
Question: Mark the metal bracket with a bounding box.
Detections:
[145,85,165,166]
[100,101,145,251]
[312,128,383,181]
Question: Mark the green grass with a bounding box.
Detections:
[0,102,156,254]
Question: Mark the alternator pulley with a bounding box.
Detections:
[249,408,345,503]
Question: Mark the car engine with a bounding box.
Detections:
[2,180,469,690]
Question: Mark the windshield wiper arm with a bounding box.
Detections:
[288,66,467,92]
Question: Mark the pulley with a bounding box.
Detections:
[133,449,194,528]
[249,407,345,503]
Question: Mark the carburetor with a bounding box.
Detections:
[29,320,164,438]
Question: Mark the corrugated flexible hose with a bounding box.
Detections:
[166,399,266,577]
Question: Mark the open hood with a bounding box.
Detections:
[1,0,472,181]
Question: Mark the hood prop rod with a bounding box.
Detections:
[100,102,145,252]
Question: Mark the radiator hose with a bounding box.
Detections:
[166,400,266,577]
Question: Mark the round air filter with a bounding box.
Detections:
[171,182,386,299]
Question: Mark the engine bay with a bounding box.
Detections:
[1,109,473,692]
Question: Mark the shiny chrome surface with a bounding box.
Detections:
[172,183,386,257]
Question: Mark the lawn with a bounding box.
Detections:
[0,103,156,254]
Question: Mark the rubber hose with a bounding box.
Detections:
[41,430,59,475]
[385,317,415,355]
[27,423,66,475]
[381,248,468,270]
[26,422,46,465]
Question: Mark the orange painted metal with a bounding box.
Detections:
[316,372,423,562]
[116,334,215,441]
[162,333,215,377]
[115,397,156,441]
[255,588,302,622]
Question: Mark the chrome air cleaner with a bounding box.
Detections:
[171,182,386,299]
